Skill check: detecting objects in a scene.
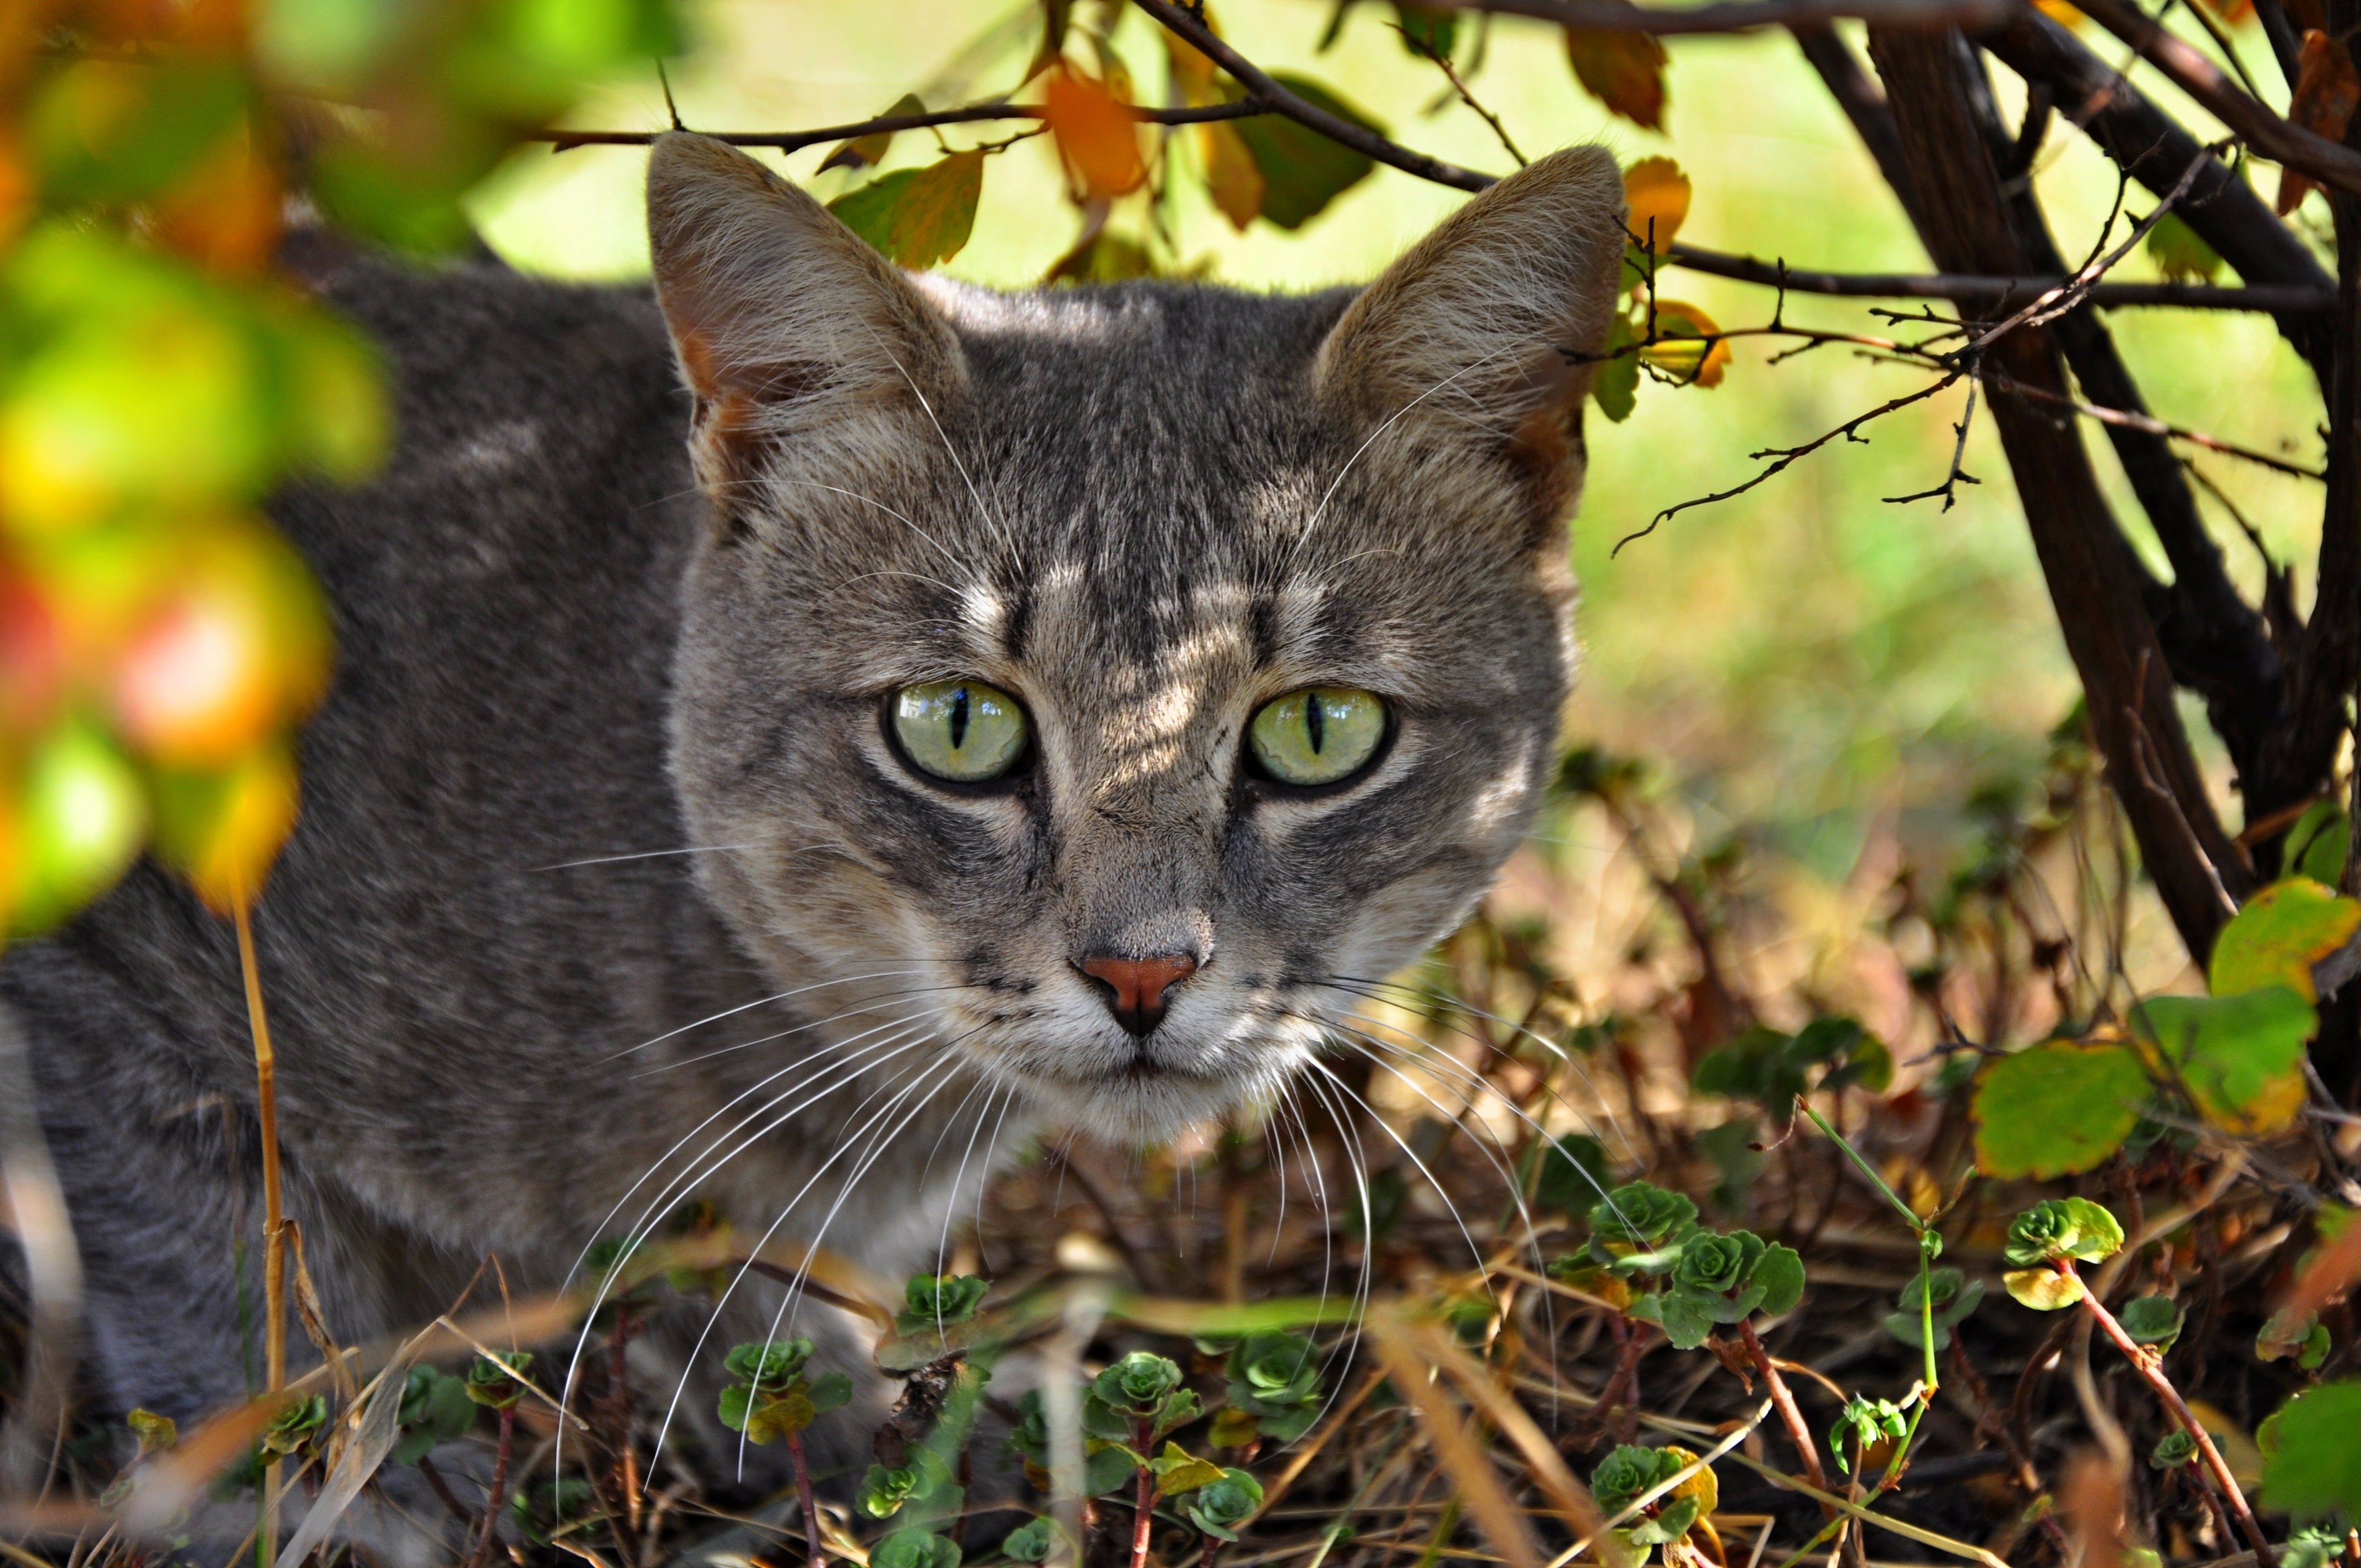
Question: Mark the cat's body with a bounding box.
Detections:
[8,134,1626,1480]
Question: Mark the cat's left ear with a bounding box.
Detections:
[645,131,967,500]
[1313,147,1625,492]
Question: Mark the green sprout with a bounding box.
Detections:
[259,1393,328,1458]
[464,1351,531,1411]
[897,1273,989,1332]
[2002,1197,2124,1310]
[1222,1332,1324,1442]
[1591,1444,1715,1557]
[1185,1467,1265,1542]
[1001,1517,1065,1562]
[1587,1182,1700,1276]
[716,1337,852,1445]
[1088,1351,1199,1435]
[859,1447,953,1519]
[393,1364,476,1464]
[1831,1396,1909,1475]
[1883,1267,1983,1353]
[2150,1431,2199,1469]
[871,1527,962,1568]
[1625,1226,1805,1350]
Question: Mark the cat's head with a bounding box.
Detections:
[645,132,1623,1140]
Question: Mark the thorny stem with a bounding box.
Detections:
[233,897,286,1568]
[786,1430,826,1568]
[463,1403,517,1568]
[2071,1267,2274,1565]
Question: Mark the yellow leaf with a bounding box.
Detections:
[1639,301,1731,389]
[1043,68,1146,198]
[2210,876,2361,1002]
[1163,8,1225,106]
[1198,121,1263,230]
[1565,27,1667,131]
[151,738,300,914]
[1623,156,1689,251]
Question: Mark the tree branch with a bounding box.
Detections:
[1466,0,2012,35]
[532,98,1272,154]
[1668,242,2333,309]
[1135,0,1495,191]
[2069,0,2361,198]
[1792,24,1935,233]
[1977,7,2338,385]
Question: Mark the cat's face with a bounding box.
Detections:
[647,134,1624,1140]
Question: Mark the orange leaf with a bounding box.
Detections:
[2278,30,2358,214]
[1199,121,1264,230]
[151,738,300,914]
[1043,68,1146,199]
[152,133,281,277]
[1565,26,1667,131]
[2033,0,2085,24]
[1623,156,1689,251]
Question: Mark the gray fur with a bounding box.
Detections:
[8,132,1624,1477]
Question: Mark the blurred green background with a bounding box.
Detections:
[467,0,2322,899]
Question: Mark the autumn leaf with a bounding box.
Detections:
[1565,25,1667,131]
[1641,301,1731,388]
[2278,30,2358,215]
[2144,211,2222,284]
[1199,121,1264,230]
[1231,74,1382,230]
[1624,156,1690,252]
[1043,67,1146,199]
[826,151,986,270]
[1164,8,1225,105]
[151,737,301,914]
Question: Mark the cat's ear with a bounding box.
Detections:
[645,131,967,500]
[1312,146,1625,492]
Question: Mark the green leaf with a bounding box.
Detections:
[1972,1041,2148,1178]
[2287,802,2351,888]
[1593,313,1639,422]
[1230,74,1383,229]
[2134,986,2316,1134]
[1185,1468,1264,1540]
[2150,1430,2199,1469]
[2005,1196,2124,1266]
[807,1371,853,1414]
[2261,1382,2361,1521]
[1750,1242,1806,1318]
[2119,1295,2183,1349]
[822,92,927,172]
[2210,877,2361,1000]
[31,59,252,205]
[464,1350,531,1409]
[1084,1442,1141,1496]
[1534,1133,1613,1215]
[872,1529,962,1568]
[827,151,986,270]
[723,1339,813,1387]
[1694,1118,1765,1216]
[1393,4,1457,55]
[2144,211,2222,283]
[1002,1518,1064,1562]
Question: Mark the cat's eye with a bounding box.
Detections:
[1248,687,1389,788]
[891,679,1031,783]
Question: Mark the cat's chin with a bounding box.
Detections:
[1018,1059,1296,1146]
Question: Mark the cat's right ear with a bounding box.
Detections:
[645,132,967,504]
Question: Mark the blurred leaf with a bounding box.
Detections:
[1043,68,1146,198]
[1230,74,1381,230]
[151,135,283,277]
[8,717,146,935]
[1533,1132,1612,1215]
[1149,1441,1225,1496]
[821,94,927,173]
[828,151,985,270]
[1623,156,1689,253]
[1971,1041,2147,1178]
[31,60,251,205]
[255,0,405,88]
[1593,314,1639,421]
[2286,800,2350,888]
[308,127,507,257]
[1564,25,1667,130]
[2208,876,2360,1001]
[2003,1266,2085,1310]
[1045,228,1156,285]
[110,519,331,767]
[2134,987,2316,1134]
[1693,1118,1762,1215]
[2261,1381,2361,1520]
[1394,4,1457,56]
[1199,121,1265,231]
[1641,301,1731,389]
[2280,31,2359,214]
[150,738,301,913]
[2144,212,2222,283]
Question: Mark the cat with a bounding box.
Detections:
[6,129,1624,1495]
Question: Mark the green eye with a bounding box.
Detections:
[893,679,1030,783]
[1248,687,1388,787]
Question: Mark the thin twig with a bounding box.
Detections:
[535,98,1269,153]
[1666,243,2334,311]
[233,897,288,1568]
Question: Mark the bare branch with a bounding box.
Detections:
[2069,0,2361,197]
[533,98,1270,154]
[1132,0,1495,192]
[1667,241,2334,309]
[1983,369,2326,478]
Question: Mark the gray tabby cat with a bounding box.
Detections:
[8,131,1623,1452]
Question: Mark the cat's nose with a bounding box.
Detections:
[1078,953,1199,1037]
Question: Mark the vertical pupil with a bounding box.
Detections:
[949,687,970,750]
[1304,692,1325,754]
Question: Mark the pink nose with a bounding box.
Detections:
[1079,954,1200,1038]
